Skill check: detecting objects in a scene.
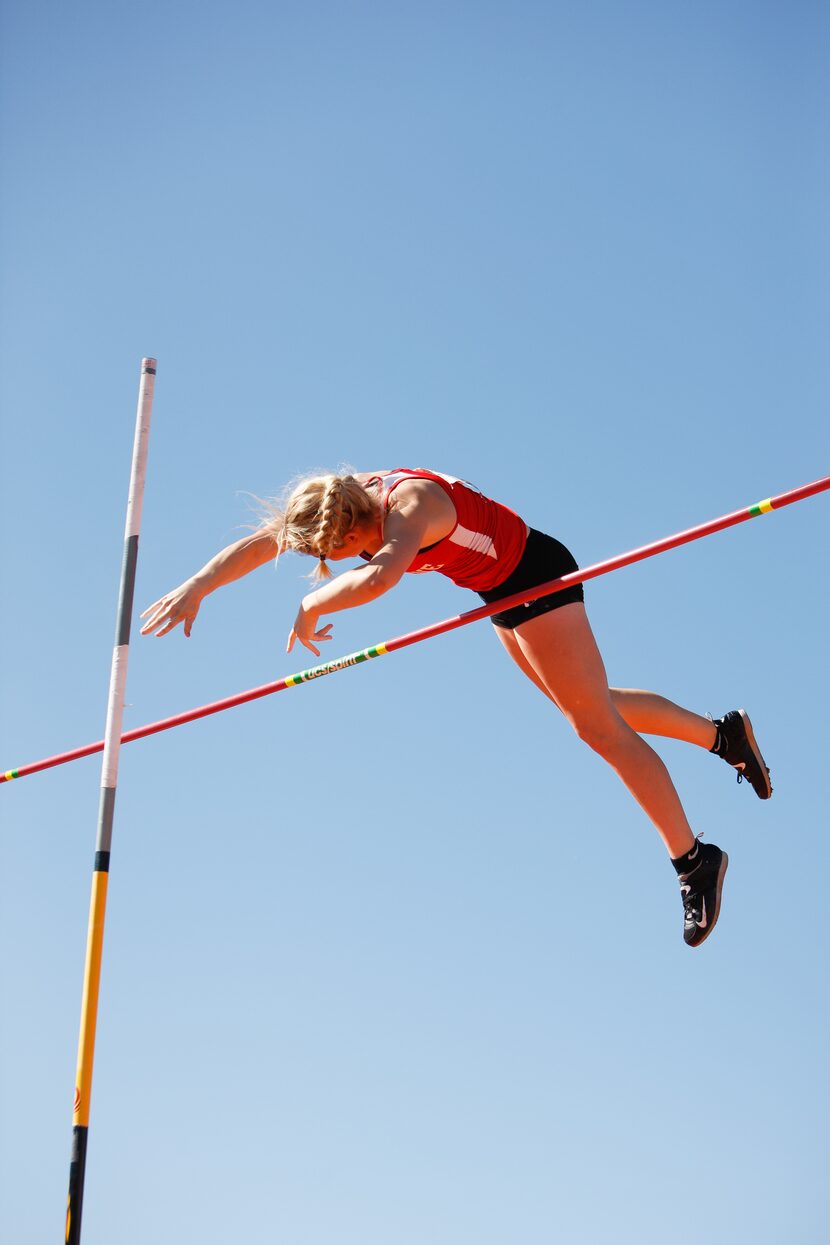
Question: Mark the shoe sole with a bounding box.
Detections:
[737,709,773,799]
[687,851,729,948]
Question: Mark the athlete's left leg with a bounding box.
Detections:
[609,689,717,749]
[609,693,771,798]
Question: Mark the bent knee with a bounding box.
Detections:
[569,709,631,757]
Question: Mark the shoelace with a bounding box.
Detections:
[679,881,702,923]
[734,761,771,788]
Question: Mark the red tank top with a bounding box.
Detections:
[364,468,527,592]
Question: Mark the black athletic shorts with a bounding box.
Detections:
[478,528,584,630]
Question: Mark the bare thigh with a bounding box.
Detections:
[493,602,696,855]
[498,602,617,730]
[494,624,565,709]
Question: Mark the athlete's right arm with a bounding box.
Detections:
[140,531,278,637]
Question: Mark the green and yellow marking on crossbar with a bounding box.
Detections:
[749,498,774,517]
[284,643,389,687]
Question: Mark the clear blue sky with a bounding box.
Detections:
[1,3,828,1242]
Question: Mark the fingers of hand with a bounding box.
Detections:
[140,587,202,637]
[139,602,166,633]
[287,627,330,658]
[303,626,334,657]
[288,634,318,657]
[140,603,188,636]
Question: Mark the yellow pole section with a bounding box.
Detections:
[73,870,110,1129]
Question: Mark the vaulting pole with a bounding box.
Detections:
[2,471,828,790]
[65,359,156,1245]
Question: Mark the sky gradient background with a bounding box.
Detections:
[1,3,828,1242]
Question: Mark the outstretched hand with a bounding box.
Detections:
[140,581,204,637]
[287,601,333,658]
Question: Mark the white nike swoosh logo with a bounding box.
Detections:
[696,897,708,929]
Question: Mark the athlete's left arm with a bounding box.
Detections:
[287,507,429,656]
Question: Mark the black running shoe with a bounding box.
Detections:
[678,841,729,948]
[713,709,772,799]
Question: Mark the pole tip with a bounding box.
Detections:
[141,357,158,373]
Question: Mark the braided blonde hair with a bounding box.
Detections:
[262,472,380,580]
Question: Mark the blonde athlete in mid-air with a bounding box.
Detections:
[142,468,772,947]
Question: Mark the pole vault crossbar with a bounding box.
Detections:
[3,472,829,789]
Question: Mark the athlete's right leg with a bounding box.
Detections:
[492,611,731,945]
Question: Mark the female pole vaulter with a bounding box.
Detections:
[141,468,772,947]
